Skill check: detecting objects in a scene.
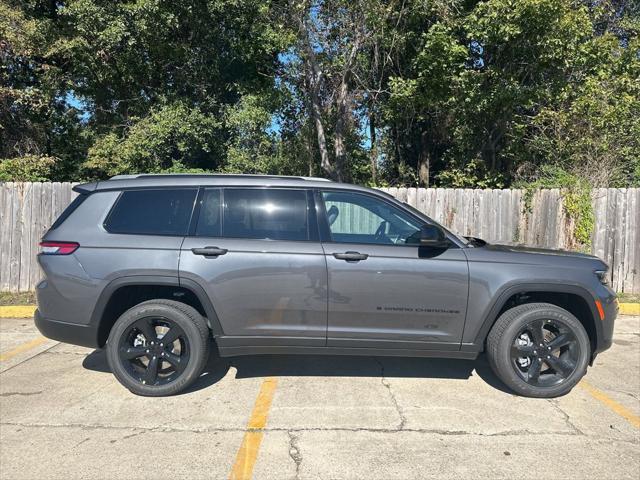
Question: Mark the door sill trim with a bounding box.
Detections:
[217,344,477,359]
[216,335,325,348]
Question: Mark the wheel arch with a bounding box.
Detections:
[90,276,224,347]
[466,283,601,355]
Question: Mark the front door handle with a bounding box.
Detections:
[191,246,228,257]
[333,251,368,262]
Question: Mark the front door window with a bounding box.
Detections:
[321,191,423,245]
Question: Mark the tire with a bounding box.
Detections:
[486,302,590,398]
[106,299,210,396]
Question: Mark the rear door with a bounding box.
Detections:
[180,188,328,347]
[318,189,469,351]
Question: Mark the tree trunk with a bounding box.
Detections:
[333,80,349,182]
[306,126,314,176]
[484,126,503,173]
[293,2,336,180]
[418,130,430,187]
[332,31,361,183]
[310,94,334,179]
[369,110,377,184]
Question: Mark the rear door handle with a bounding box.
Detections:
[191,246,228,257]
[333,251,368,262]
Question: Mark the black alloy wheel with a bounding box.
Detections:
[118,316,190,386]
[107,299,210,396]
[510,318,579,387]
[487,302,590,398]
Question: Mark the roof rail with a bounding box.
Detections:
[300,176,333,182]
[108,173,333,182]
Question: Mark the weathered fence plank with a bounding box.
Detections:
[0,183,638,292]
[8,183,22,292]
[0,183,9,291]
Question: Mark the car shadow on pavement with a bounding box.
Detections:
[229,353,511,394]
[82,348,512,395]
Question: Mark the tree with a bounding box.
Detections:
[1,0,87,179]
[84,102,222,176]
[1,0,638,187]
[524,31,640,187]
[286,0,373,182]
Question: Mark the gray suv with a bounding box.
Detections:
[35,174,618,397]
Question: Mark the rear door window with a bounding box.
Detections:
[105,189,197,236]
[223,189,309,241]
[195,188,222,237]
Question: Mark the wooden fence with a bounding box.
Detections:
[1,182,638,293]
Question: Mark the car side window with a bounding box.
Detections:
[223,189,309,241]
[195,188,222,237]
[105,189,197,236]
[321,191,422,245]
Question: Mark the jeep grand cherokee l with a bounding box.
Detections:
[34,174,618,397]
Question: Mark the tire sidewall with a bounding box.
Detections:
[106,303,208,396]
[493,306,590,398]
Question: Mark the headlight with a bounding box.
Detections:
[594,269,609,285]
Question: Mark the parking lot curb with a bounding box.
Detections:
[0,306,37,318]
[619,303,640,315]
[1,303,638,318]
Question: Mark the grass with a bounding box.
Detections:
[0,291,36,306]
[1,290,639,306]
[617,292,640,303]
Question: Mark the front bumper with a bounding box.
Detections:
[591,286,618,359]
[34,309,100,349]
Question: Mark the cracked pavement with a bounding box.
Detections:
[1,315,639,479]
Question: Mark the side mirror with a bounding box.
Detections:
[420,224,448,248]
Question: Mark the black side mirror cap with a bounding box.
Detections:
[420,224,449,248]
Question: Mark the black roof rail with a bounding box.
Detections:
[108,173,333,182]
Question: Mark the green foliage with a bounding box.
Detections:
[436,159,505,188]
[83,103,222,177]
[516,166,595,250]
[0,0,638,188]
[0,155,56,181]
[385,0,638,187]
[525,34,640,187]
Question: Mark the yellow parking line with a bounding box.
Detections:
[0,336,49,362]
[0,306,37,318]
[229,377,278,480]
[580,380,640,428]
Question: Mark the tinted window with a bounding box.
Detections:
[223,189,309,241]
[322,191,422,245]
[105,189,196,235]
[195,189,222,237]
[50,194,87,230]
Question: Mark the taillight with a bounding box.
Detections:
[39,241,79,255]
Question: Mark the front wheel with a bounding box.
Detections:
[487,302,590,398]
[106,299,210,396]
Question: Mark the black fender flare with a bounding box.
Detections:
[179,277,224,336]
[462,282,601,352]
[90,275,225,345]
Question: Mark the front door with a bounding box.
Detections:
[180,187,327,347]
[318,190,469,351]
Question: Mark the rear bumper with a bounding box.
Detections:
[34,309,100,349]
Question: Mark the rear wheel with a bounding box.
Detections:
[487,303,590,398]
[106,300,210,396]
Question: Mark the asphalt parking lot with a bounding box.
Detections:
[1,315,638,480]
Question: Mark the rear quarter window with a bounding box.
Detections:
[105,189,197,236]
[49,194,88,230]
